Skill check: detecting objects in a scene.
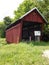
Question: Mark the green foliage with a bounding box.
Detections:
[0,38,7,46]
[3,16,12,28]
[42,24,49,41]
[0,22,6,38]
[0,16,13,38]
[37,0,49,21]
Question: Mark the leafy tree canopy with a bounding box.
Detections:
[3,16,12,27]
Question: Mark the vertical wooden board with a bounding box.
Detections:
[10,23,22,43]
[12,27,18,43]
[6,30,10,43]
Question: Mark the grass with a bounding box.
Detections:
[0,38,7,46]
[0,39,49,65]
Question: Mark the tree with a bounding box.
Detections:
[0,22,5,38]
[3,16,12,28]
[1,16,13,38]
[37,0,49,21]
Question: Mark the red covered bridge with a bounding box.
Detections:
[6,7,47,43]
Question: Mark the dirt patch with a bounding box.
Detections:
[42,50,49,58]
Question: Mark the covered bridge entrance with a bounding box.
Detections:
[22,21,41,41]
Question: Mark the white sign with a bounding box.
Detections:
[34,31,41,36]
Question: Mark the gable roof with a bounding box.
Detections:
[6,7,48,30]
[19,7,47,23]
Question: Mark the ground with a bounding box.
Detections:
[0,38,49,65]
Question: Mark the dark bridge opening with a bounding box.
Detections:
[22,21,41,41]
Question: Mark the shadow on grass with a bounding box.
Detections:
[21,41,49,46]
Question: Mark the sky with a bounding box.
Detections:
[0,0,24,21]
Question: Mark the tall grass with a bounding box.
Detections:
[0,38,7,46]
[0,39,49,65]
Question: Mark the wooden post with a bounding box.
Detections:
[29,36,31,41]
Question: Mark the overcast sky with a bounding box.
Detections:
[0,0,24,21]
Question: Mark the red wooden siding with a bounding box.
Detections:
[6,23,22,43]
[23,10,44,23]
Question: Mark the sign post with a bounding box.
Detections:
[34,31,41,41]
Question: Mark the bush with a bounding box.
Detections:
[42,30,49,42]
[0,38,7,46]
